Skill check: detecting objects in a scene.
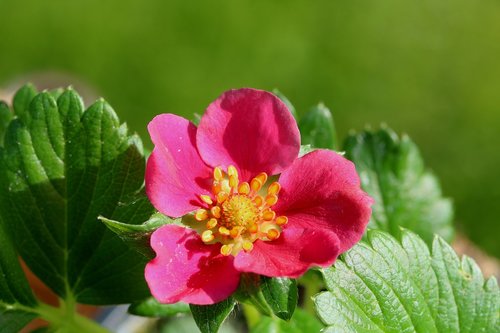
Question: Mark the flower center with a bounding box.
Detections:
[221,195,259,227]
[193,165,288,256]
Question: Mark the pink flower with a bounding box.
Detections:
[144,88,372,305]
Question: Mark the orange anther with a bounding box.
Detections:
[267,182,281,195]
[200,194,213,205]
[265,194,278,206]
[253,195,263,207]
[276,216,288,226]
[201,230,214,242]
[220,244,233,256]
[212,184,222,195]
[262,210,276,221]
[242,241,254,252]
[217,192,228,203]
[248,224,258,233]
[227,165,238,178]
[195,209,208,221]
[230,227,241,238]
[256,172,268,185]
[267,229,280,240]
[229,175,239,188]
[210,206,221,218]
[214,167,223,181]
[250,178,263,192]
[238,182,250,195]
[206,218,218,229]
[219,226,230,235]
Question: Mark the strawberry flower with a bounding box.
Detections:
[144,88,372,305]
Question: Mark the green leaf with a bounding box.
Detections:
[129,297,190,317]
[0,87,155,305]
[233,274,272,317]
[101,211,176,259]
[299,103,337,150]
[12,83,37,120]
[250,308,323,333]
[190,297,236,333]
[0,221,38,333]
[272,89,298,120]
[261,277,297,321]
[314,229,499,333]
[0,311,37,333]
[0,101,12,147]
[343,127,453,243]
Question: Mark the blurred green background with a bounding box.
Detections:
[0,0,499,257]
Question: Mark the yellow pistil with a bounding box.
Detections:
[193,165,287,256]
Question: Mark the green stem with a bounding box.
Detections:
[36,303,110,333]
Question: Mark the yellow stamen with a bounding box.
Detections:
[210,206,221,218]
[253,195,263,207]
[195,209,208,221]
[212,184,222,195]
[219,226,230,236]
[227,165,238,177]
[229,175,239,189]
[230,227,241,238]
[256,172,268,185]
[250,178,263,192]
[220,244,233,256]
[200,194,213,205]
[238,182,250,195]
[242,241,254,252]
[262,210,276,221]
[276,216,288,226]
[268,182,281,195]
[214,167,223,181]
[248,224,258,233]
[201,230,214,242]
[194,166,287,256]
[206,218,218,229]
[267,229,280,240]
[265,194,278,206]
[217,192,228,203]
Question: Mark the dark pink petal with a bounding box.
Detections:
[145,225,240,305]
[234,226,340,278]
[146,114,212,217]
[274,149,373,253]
[196,88,300,181]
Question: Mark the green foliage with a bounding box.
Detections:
[343,127,454,244]
[314,229,499,333]
[0,222,37,333]
[0,102,12,147]
[260,277,297,321]
[299,103,337,150]
[190,297,236,333]
[0,85,155,311]
[129,297,190,317]
[250,308,323,333]
[101,212,176,259]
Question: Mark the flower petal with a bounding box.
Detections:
[274,149,373,253]
[233,226,340,278]
[146,114,212,217]
[145,225,240,305]
[197,88,300,181]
